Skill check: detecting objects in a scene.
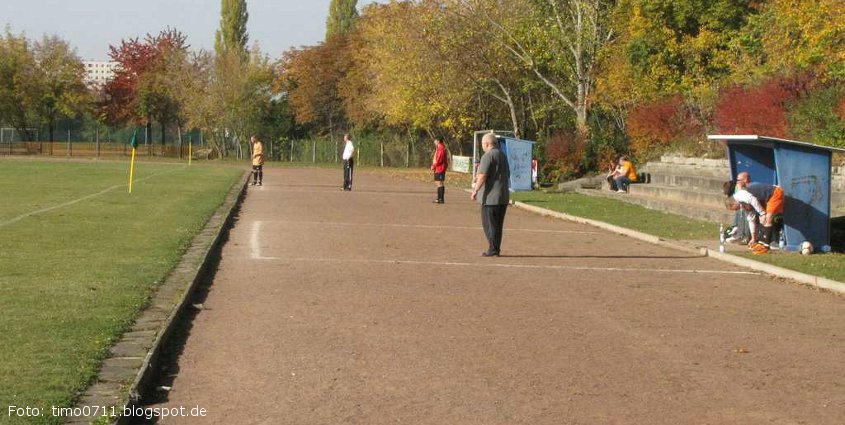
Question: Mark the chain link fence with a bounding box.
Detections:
[268,134,436,168]
[0,123,441,168]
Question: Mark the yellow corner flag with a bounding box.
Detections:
[128,129,138,193]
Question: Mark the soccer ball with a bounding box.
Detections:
[800,241,814,255]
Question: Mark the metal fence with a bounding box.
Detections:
[280,135,435,168]
[0,141,214,159]
[0,134,440,167]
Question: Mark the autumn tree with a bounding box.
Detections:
[178,47,277,159]
[103,28,189,145]
[326,0,359,39]
[595,0,760,159]
[103,38,156,132]
[344,1,477,139]
[281,35,350,137]
[456,0,615,138]
[137,29,189,144]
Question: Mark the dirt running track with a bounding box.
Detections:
[143,167,844,424]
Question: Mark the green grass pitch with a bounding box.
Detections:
[0,159,243,425]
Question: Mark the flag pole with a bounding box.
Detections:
[128,129,138,194]
[129,147,136,193]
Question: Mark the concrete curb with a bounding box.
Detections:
[511,200,845,295]
[67,171,251,425]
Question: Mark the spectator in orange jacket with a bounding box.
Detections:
[431,138,449,203]
[607,155,638,193]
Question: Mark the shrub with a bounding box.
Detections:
[787,86,845,147]
[543,131,587,183]
[627,95,703,160]
[714,75,811,138]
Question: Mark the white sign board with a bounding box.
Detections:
[501,137,534,190]
[451,155,471,173]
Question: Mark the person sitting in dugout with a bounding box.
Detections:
[723,177,784,254]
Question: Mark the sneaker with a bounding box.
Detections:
[258,181,262,186]
[250,181,256,186]
[616,189,627,193]
[433,199,443,204]
[748,243,764,251]
[752,246,770,254]
[481,251,500,257]
[725,236,740,244]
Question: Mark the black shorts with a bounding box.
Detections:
[434,172,446,182]
[252,165,262,171]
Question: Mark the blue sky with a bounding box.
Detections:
[2,0,385,60]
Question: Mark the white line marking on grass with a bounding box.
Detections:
[265,220,600,235]
[0,168,181,227]
[255,256,759,276]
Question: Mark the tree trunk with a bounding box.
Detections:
[177,125,183,159]
[146,119,152,156]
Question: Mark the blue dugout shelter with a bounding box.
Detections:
[708,135,845,252]
[472,131,536,191]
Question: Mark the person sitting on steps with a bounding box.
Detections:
[606,155,638,193]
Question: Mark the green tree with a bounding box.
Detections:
[0,29,39,139]
[32,35,89,142]
[183,48,276,158]
[215,0,249,59]
[326,0,359,39]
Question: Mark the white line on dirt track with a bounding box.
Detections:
[0,168,181,227]
[257,256,759,276]
[251,221,268,260]
[264,220,600,235]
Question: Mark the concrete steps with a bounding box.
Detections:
[645,170,727,192]
[577,187,736,223]
[628,183,726,207]
[574,154,845,222]
[575,156,733,224]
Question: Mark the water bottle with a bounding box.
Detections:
[778,230,785,250]
[719,223,725,253]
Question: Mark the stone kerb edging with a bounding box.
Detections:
[705,249,845,294]
[67,171,251,425]
[511,201,845,296]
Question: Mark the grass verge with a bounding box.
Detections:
[510,191,716,240]
[0,159,243,425]
[511,190,845,284]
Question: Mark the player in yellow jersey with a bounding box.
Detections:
[250,135,264,186]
